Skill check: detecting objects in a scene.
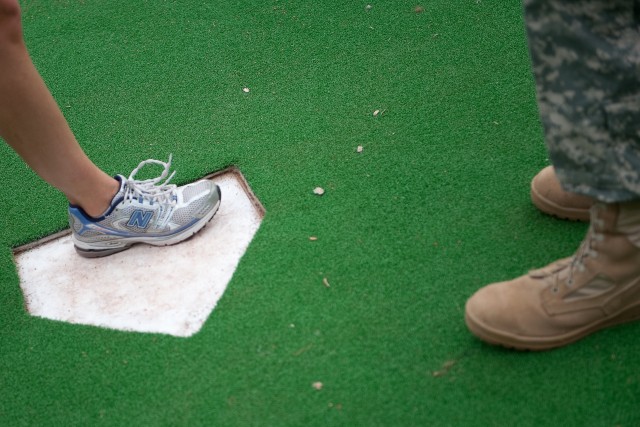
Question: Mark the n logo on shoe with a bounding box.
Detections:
[127,210,153,229]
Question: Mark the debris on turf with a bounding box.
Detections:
[309,236,318,241]
[432,360,457,377]
[414,5,424,13]
[322,277,331,288]
[312,381,323,390]
[293,343,314,356]
[356,145,364,153]
[365,4,372,11]
[242,87,250,93]
[313,187,325,196]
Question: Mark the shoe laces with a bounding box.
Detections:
[554,205,605,292]
[123,155,178,206]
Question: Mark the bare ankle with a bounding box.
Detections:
[72,178,120,218]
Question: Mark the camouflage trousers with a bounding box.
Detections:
[524,0,640,202]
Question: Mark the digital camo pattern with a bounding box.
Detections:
[524,0,640,202]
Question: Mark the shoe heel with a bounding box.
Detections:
[74,245,131,258]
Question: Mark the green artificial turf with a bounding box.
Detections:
[2,0,639,425]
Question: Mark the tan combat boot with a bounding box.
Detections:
[531,166,593,221]
[465,201,640,350]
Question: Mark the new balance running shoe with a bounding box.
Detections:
[69,156,221,258]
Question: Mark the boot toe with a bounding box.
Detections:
[465,281,515,339]
[465,275,554,349]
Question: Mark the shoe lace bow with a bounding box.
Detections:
[123,155,178,205]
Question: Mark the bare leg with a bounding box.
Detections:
[0,0,118,217]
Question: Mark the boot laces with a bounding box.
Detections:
[562,206,605,290]
[123,155,178,206]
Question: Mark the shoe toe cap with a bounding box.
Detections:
[207,182,221,206]
[465,282,510,330]
[466,277,547,335]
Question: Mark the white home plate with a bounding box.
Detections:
[14,168,264,337]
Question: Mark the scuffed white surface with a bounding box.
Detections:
[15,172,262,337]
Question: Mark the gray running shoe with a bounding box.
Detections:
[69,156,221,258]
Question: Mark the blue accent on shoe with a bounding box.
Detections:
[127,210,154,229]
[70,202,201,239]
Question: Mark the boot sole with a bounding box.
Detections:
[530,181,591,222]
[465,304,640,351]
